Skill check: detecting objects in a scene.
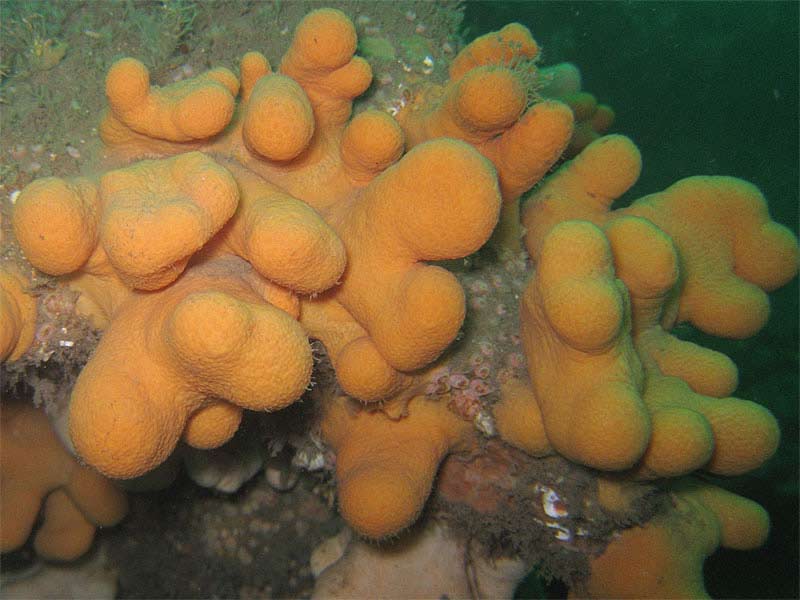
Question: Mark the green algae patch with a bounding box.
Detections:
[358,37,396,61]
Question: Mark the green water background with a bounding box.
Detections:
[462,2,799,598]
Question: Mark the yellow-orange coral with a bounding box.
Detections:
[509,133,796,477]
[321,393,472,538]
[573,479,769,599]
[523,135,799,338]
[520,220,650,470]
[0,267,36,361]
[3,12,795,586]
[13,152,239,290]
[9,9,516,483]
[0,402,127,560]
[103,57,238,143]
[397,22,573,249]
[69,257,312,479]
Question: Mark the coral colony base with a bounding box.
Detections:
[1,5,798,599]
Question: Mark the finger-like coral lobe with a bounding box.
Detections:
[68,258,312,479]
[1,402,127,560]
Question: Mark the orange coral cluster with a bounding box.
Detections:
[1,8,798,596]
[0,402,127,560]
[576,477,770,599]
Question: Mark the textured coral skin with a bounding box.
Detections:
[14,152,240,290]
[0,267,36,361]
[0,402,128,560]
[511,134,796,477]
[573,479,770,599]
[68,257,313,479]
[397,24,573,250]
[322,394,472,539]
[523,135,800,338]
[2,9,797,593]
[8,9,510,484]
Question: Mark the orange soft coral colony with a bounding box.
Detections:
[523,134,800,338]
[279,8,372,129]
[572,479,769,599]
[605,218,780,477]
[321,393,472,539]
[520,221,650,470]
[518,219,780,477]
[0,402,128,561]
[103,57,238,143]
[207,161,346,295]
[396,22,573,250]
[0,267,37,361]
[13,152,239,290]
[68,257,313,479]
[301,139,501,401]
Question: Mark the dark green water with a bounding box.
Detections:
[463,2,799,598]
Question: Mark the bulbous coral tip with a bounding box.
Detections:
[454,67,527,132]
[174,85,236,139]
[341,110,404,179]
[336,337,404,401]
[167,291,253,361]
[240,51,271,100]
[537,221,623,351]
[704,400,780,475]
[385,139,501,259]
[573,134,642,201]
[449,22,539,82]
[105,57,149,111]
[32,491,96,560]
[13,177,99,275]
[0,269,37,362]
[291,9,358,69]
[338,468,425,539]
[640,408,714,477]
[105,57,236,142]
[605,216,679,298]
[70,374,179,479]
[183,402,243,449]
[98,152,239,289]
[243,75,315,161]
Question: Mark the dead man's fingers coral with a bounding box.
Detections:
[625,176,800,338]
[400,49,574,204]
[0,267,37,361]
[575,478,769,599]
[279,8,372,128]
[523,136,799,339]
[104,57,238,142]
[68,257,312,479]
[322,139,500,378]
[339,110,404,184]
[321,394,472,539]
[242,74,315,162]
[13,152,239,291]
[0,402,128,561]
[448,23,540,82]
[520,220,650,470]
[604,217,780,478]
[522,134,643,259]
[213,163,346,295]
[397,21,572,253]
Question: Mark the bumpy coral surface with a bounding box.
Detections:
[0,401,128,561]
[1,6,798,598]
